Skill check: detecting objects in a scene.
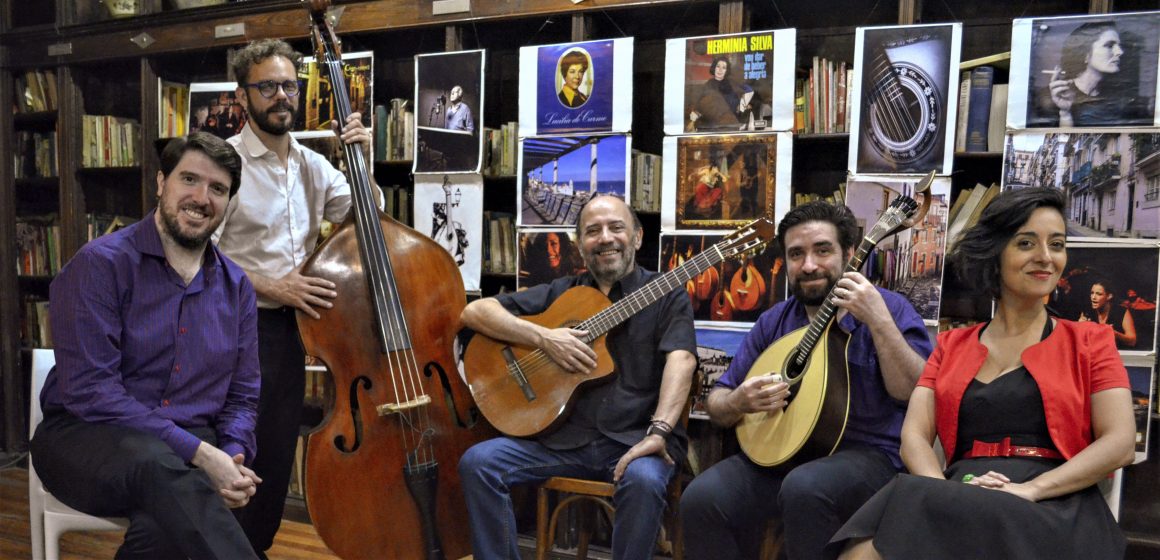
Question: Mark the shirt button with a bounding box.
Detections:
[162,400,170,406]
[179,327,187,334]
[174,365,181,372]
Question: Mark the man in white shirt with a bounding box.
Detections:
[213,38,379,558]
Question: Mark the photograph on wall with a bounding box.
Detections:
[518,134,631,227]
[661,133,792,230]
[689,327,748,419]
[663,29,797,135]
[1002,132,1160,239]
[845,176,952,323]
[188,82,248,140]
[413,173,484,292]
[848,23,961,175]
[659,231,786,327]
[294,51,374,137]
[414,50,485,173]
[1123,355,1156,463]
[519,37,633,136]
[517,229,586,290]
[1009,11,1160,129]
[1047,241,1159,354]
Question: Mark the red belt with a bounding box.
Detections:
[962,437,1063,460]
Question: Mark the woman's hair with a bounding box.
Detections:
[709,56,731,79]
[523,231,582,280]
[949,187,1066,299]
[1089,275,1118,300]
[558,51,589,80]
[1060,21,1118,78]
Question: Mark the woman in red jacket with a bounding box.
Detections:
[828,187,1136,560]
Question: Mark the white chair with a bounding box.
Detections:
[28,348,129,560]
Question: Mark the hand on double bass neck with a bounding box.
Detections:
[330,112,383,207]
[537,326,597,374]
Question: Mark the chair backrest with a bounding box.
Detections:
[29,349,54,438]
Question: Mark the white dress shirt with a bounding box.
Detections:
[214,123,352,308]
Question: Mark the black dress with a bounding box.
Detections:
[826,364,1125,559]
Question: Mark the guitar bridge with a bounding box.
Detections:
[503,346,537,402]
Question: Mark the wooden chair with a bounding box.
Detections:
[534,372,700,560]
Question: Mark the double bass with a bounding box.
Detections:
[299,3,492,558]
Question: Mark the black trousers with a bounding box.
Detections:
[30,412,256,560]
[233,307,306,555]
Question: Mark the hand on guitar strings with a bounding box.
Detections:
[612,432,673,483]
[538,326,597,374]
[829,272,890,328]
[729,373,789,414]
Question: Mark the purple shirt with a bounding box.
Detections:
[41,211,260,464]
[717,288,932,468]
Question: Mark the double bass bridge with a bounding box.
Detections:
[376,394,433,416]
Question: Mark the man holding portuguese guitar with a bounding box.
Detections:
[680,201,932,559]
[458,194,697,560]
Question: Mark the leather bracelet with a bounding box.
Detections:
[646,423,672,443]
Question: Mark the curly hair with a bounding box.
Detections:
[776,201,860,257]
[558,50,589,79]
[948,187,1066,300]
[230,39,304,87]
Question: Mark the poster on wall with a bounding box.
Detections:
[414,50,485,173]
[689,327,749,419]
[517,134,631,227]
[848,23,961,175]
[1001,132,1160,240]
[1008,11,1160,129]
[413,174,484,292]
[662,29,797,135]
[1123,355,1156,464]
[661,132,792,230]
[845,175,952,324]
[188,82,248,140]
[659,231,786,327]
[1048,241,1160,354]
[294,51,374,137]
[517,229,586,290]
[518,38,634,136]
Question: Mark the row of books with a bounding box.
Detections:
[955,66,1008,153]
[630,150,662,213]
[13,130,58,179]
[81,115,142,168]
[15,218,61,277]
[158,79,191,138]
[482,211,517,275]
[13,69,57,113]
[945,182,999,250]
[21,297,52,349]
[794,57,852,135]
[382,184,412,226]
[373,99,414,163]
[482,122,519,178]
[794,183,847,207]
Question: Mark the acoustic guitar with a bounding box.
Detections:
[464,218,775,438]
[735,173,933,467]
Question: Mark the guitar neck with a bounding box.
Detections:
[794,238,876,365]
[579,244,726,340]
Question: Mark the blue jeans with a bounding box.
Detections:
[680,446,898,560]
[458,436,675,560]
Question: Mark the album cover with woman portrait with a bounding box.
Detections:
[517,134,631,227]
[662,29,797,135]
[188,82,248,140]
[1122,355,1156,463]
[1009,12,1160,129]
[1049,241,1160,354]
[1001,132,1160,240]
[845,176,952,324]
[413,173,484,292]
[517,229,587,290]
[661,133,792,231]
[293,51,374,137]
[848,23,961,175]
[659,231,786,327]
[519,38,633,136]
[413,50,485,173]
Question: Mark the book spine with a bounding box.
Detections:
[964,66,994,153]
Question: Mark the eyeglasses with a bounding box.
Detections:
[243,80,302,99]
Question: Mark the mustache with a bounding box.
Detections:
[268,101,295,112]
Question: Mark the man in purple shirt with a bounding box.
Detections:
[680,201,933,559]
[30,132,261,560]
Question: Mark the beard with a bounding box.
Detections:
[247,97,298,136]
[585,241,636,286]
[789,271,838,307]
[160,203,219,249]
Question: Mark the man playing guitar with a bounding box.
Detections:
[458,195,697,560]
[680,201,932,559]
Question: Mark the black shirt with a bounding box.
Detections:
[495,266,697,459]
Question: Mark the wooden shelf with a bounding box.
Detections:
[14,177,59,190]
